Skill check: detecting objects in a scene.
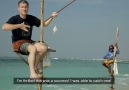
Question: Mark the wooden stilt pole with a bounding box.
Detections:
[40,0,44,42]
[110,27,119,89]
[16,52,29,65]
[111,75,115,89]
[37,0,44,90]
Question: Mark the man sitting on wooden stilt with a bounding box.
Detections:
[102,43,119,76]
[2,0,58,79]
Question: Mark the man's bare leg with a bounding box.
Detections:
[102,62,109,68]
[34,43,47,73]
[28,44,38,78]
[102,62,113,77]
[108,65,113,77]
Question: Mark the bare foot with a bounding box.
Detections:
[30,73,39,79]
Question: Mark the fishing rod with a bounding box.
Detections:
[45,0,76,22]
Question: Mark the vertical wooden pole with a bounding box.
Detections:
[40,0,44,42]
[110,27,119,89]
[38,0,44,90]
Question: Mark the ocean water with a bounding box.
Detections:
[0,57,129,90]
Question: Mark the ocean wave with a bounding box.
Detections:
[80,87,90,90]
[11,85,37,90]
[1,57,129,62]
[46,85,59,88]
[52,58,104,61]
[52,58,129,62]
[118,74,129,77]
[116,77,129,86]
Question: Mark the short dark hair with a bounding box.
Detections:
[18,0,29,6]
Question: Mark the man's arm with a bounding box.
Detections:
[103,53,109,59]
[103,52,114,60]
[2,23,21,31]
[2,22,30,32]
[44,12,58,26]
[103,56,110,59]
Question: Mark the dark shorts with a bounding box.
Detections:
[19,41,37,55]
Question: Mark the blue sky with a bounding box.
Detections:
[0,0,129,59]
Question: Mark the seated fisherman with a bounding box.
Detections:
[102,43,120,76]
[2,0,58,78]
